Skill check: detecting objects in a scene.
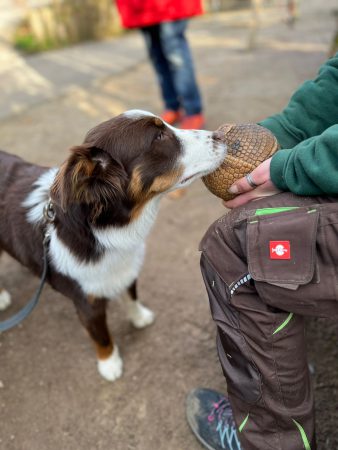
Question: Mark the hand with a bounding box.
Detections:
[223,158,281,209]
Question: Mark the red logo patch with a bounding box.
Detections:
[269,241,291,260]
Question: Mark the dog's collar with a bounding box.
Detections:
[43,198,56,224]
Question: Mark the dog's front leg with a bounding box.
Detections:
[122,280,155,329]
[74,296,123,382]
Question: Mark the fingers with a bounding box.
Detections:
[249,158,272,184]
[223,179,281,209]
[228,175,254,195]
[228,158,272,195]
[224,188,259,209]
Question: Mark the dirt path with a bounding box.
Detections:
[1,2,337,449]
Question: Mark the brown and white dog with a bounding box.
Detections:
[0,110,226,381]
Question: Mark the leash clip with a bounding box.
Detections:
[43,199,56,223]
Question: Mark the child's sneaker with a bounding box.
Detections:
[160,110,182,125]
[179,113,205,130]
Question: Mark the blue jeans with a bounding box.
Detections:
[141,20,203,116]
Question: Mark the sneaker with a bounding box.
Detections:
[179,113,205,130]
[160,110,182,125]
[186,388,242,450]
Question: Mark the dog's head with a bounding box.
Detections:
[51,110,226,227]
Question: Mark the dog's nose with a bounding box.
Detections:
[212,130,224,141]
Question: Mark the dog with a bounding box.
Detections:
[0,110,226,381]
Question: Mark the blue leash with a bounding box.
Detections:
[0,200,55,332]
[0,233,50,332]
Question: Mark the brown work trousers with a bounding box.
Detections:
[200,192,338,450]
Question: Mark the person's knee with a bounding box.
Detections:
[161,39,184,69]
[201,208,245,249]
[160,22,187,65]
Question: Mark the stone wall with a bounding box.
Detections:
[25,0,119,46]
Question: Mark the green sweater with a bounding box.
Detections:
[259,53,338,195]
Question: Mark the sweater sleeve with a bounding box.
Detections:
[270,125,338,195]
[259,54,338,149]
[258,53,338,195]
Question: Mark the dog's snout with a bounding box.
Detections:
[212,131,224,141]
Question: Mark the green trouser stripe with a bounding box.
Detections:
[273,312,294,335]
[292,419,311,450]
[254,207,299,216]
[238,413,250,433]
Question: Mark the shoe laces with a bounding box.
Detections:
[208,397,233,424]
[208,398,242,450]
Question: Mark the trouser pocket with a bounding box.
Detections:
[247,206,338,316]
[201,253,262,404]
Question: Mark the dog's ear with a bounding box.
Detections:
[52,144,127,217]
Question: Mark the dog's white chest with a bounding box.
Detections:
[49,233,146,299]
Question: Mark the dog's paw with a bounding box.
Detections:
[97,346,123,382]
[128,301,155,329]
[0,290,11,311]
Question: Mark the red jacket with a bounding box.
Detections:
[116,0,203,29]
